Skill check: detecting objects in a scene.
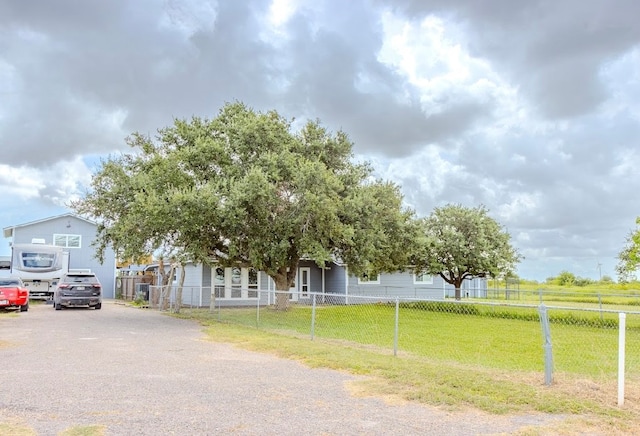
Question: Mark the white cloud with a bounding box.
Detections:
[0,165,45,199]
[2,0,640,282]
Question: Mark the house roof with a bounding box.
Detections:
[2,213,97,239]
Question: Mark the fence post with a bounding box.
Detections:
[393,298,399,357]
[618,312,626,406]
[311,294,316,341]
[256,291,260,328]
[538,304,553,385]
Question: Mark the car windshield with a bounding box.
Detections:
[0,279,21,287]
[65,275,97,283]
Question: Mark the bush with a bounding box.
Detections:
[400,301,619,328]
[400,301,480,315]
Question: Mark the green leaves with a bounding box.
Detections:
[616,217,640,282]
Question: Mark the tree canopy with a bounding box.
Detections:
[616,217,640,282]
[72,102,418,305]
[413,204,521,299]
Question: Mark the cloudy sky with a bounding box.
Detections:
[1,0,639,281]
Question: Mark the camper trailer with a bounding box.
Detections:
[10,239,70,300]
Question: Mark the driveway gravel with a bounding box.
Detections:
[0,301,565,435]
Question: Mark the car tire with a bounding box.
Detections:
[20,302,29,312]
[94,303,102,310]
[54,302,62,310]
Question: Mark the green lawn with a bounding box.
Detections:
[186,302,640,379]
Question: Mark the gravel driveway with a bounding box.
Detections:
[0,301,563,435]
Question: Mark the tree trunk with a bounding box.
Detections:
[173,266,186,314]
[454,278,463,301]
[157,257,176,311]
[273,273,290,311]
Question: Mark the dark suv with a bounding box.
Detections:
[53,271,102,310]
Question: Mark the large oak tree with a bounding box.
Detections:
[73,102,419,308]
[413,204,521,300]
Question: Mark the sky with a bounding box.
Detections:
[1,0,639,282]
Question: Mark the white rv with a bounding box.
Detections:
[10,239,70,300]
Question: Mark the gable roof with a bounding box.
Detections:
[3,213,97,239]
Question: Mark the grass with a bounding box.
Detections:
[0,425,108,436]
[59,426,106,436]
[191,302,640,377]
[0,422,34,436]
[173,314,640,434]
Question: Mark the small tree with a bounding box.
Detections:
[414,204,521,300]
[616,218,640,283]
[557,270,576,286]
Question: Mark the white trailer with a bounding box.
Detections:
[10,241,70,300]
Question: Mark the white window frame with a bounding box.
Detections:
[413,272,434,285]
[247,268,259,298]
[212,266,260,300]
[357,272,380,285]
[53,234,81,248]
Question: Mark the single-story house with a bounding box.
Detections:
[146,259,488,307]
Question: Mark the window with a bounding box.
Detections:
[214,268,225,298]
[231,267,242,298]
[358,271,380,285]
[21,252,56,268]
[54,234,81,248]
[212,266,260,300]
[248,268,258,298]
[413,272,434,285]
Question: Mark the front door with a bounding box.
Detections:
[299,267,310,298]
[288,267,311,301]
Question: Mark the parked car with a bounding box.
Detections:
[53,271,102,310]
[0,277,29,312]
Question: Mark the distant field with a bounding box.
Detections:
[481,280,640,309]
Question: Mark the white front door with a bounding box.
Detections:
[299,267,310,298]
[288,267,311,301]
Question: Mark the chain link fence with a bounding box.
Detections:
[136,285,640,404]
[484,287,640,308]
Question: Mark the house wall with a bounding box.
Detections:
[298,260,323,293]
[10,215,117,298]
[184,265,272,307]
[259,271,271,290]
[443,277,488,298]
[347,270,446,301]
[324,263,347,294]
[175,263,203,306]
